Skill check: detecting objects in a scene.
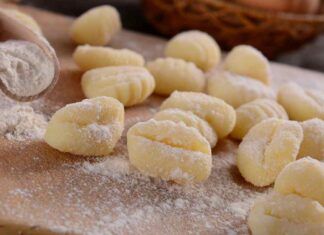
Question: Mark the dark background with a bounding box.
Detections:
[20,0,157,35]
[20,0,324,72]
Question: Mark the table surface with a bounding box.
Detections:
[0,3,324,235]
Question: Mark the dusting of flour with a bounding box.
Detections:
[83,155,131,179]
[0,40,55,97]
[35,139,266,235]
[0,89,267,234]
[0,104,47,141]
[0,113,269,234]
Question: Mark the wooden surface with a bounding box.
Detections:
[0,4,324,235]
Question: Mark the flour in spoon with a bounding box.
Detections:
[0,40,55,97]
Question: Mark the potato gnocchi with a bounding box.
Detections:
[73,45,144,70]
[224,45,271,85]
[164,30,221,71]
[231,99,288,140]
[160,91,236,138]
[248,192,324,235]
[278,82,324,121]
[45,97,124,156]
[3,9,42,34]
[70,5,121,46]
[298,119,324,160]
[127,119,212,184]
[153,109,217,148]
[81,66,155,107]
[274,157,324,205]
[146,58,205,95]
[207,71,275,108]
[237,118,303,186]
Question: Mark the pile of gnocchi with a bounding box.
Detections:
[29,5,322,234]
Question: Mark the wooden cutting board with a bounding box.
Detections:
[0,4,324,235]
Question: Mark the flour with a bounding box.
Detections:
[169,167,194,182]
[0,132,269,235]
[0,40,55,97]
[0,100,266,234]
[228,200,253,219]
[85,122,122,144]
[83,156,131,179]
[36,139,267,235]
[0,104,47,141]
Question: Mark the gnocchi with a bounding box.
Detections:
[81,66,155,107]
[278,82,324,121]
[73,45,144,70]
[146,58,205,95]
[3,9,42,34]
[231,99,288,140]
[127,119,212,184]
[224,45,271,85]
[207,71,275,108]
[45,97,124,156]
[160,91,236,138]
[248,192,324,235]
[70,5,121,46]
[164,30,221,71]
[274,157,324,205]
[153,109,217,148]
[237,118,303,187]
[298,119,324,160]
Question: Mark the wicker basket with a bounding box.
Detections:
[142,0,324,58]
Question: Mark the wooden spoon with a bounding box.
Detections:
[0,8,60,102]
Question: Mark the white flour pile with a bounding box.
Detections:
[0,104,47,141]
[0,40,55,97]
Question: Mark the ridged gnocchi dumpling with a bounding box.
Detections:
[146,58,205,95]
[45,97,124,156]
[81,66,155,107]
[274,157,324,205]
[298,119,324,160]
[73,45,144,70]
[127,120,212,184]
[3,9,42,34]
[207,71,275,108]
[278,82,324,121]
[160,91,236,138]
[70,5,121,45]
[224,45,271,85]
[153,109,217,148]
[237,118,303,187]
[248,192,324,235]
[164,30,221,71]
[231,99,288,140]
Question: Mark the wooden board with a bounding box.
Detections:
[0,4,324,235]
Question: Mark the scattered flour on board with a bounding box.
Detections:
[0,98,268,234]
[0,138,268,235]
[0,104,47,141]
[9,188,33,198]
[87,140,267,234]
[83,155,131,179]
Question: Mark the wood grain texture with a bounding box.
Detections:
[0,3,323,235]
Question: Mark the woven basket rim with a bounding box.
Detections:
[213,0,324,22]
